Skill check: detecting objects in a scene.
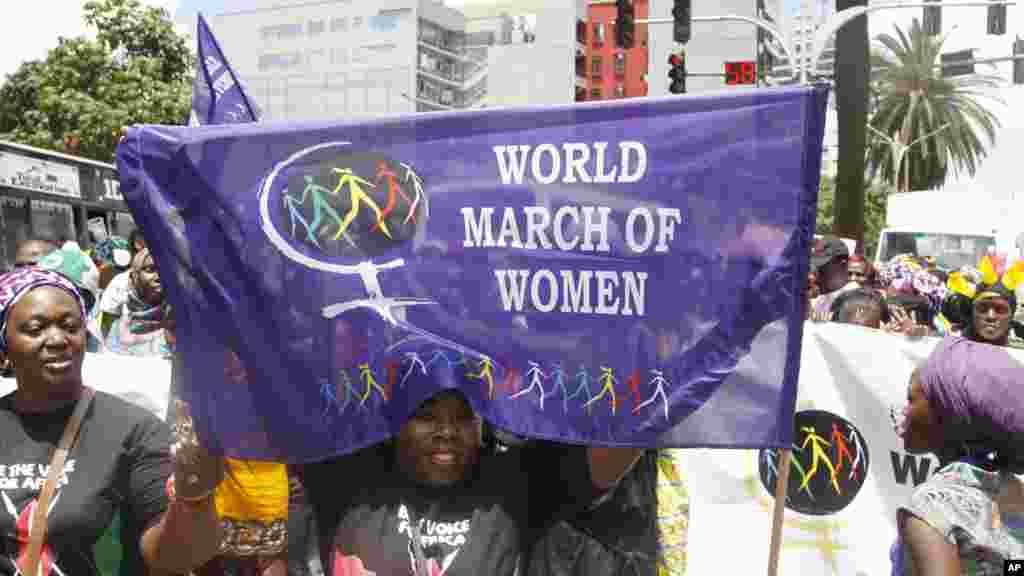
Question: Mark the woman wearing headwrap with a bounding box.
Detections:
[0,267,223,575]
[104,248,172,357]
[891,337,1024,575]
[945,256,1024,346]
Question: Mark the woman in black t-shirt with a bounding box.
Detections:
[0,267,222,575]
[300,389,643,576]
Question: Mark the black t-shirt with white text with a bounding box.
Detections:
[301,442,596,576]
[0,390,171,576]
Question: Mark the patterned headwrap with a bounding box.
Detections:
[878,254,948,313]
[93,236,131,267]
[918,336,1024,473]
[0,267,87,353]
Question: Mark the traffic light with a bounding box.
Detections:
[1014,37,1024,84]
[668,52,686,94]
[673,0,691,45]
[616,0,635,49]
[988,2,1007,35]
[923,0,941,36]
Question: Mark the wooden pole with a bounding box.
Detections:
[767,449,792,576]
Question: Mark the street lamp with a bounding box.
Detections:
[867,123,950,192]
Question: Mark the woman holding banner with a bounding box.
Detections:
[0,267,223,575]
[892,336,1024,574]
[299,388,643,576]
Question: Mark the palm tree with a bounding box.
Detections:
[867,19,1002,192]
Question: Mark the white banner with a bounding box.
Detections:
[682,323,1024,576]
[0,150,81,199]
[1,353,171,422]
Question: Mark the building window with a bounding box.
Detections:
[591,56,602,79]
[590,87,602,99]
[593,22,605,47]
[577,19,587,45]
[615,84,625,98]
[353,16,363,29]
[331,17,348,32]
[614,52,626,77]
[308,20,325,36]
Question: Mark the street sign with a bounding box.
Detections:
[725,61,757,85]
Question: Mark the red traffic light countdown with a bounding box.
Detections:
[725,61,757,85]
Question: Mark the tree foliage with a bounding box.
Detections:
[816,176,891,258]
[867,19,1002,191]
[0,0,191,162]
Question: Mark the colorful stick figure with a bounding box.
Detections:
[568,365,594,414]
[426,349,451,371]
[511,361,548,409]
[548,363,571,413]
[787,443,816,501]
[799,426,839,495]
[634,369,671,421]
[467,357,496,400]
[830,422,857,485]
[373,161,412,233]
[320,380,339,418]
[359,362,388,406]
[337,370,360,413]
[762,449,780,483]
[282,188,315,245]
[400,162,427,225]
[847,424,864,481]
[585,366,618,415]
[328,167,391,242]
[295,175,349,247]
[401,352,427,388]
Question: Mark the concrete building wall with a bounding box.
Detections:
[648,0,759,97]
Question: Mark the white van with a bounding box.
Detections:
[874,227,997,272]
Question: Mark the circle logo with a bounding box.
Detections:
[758,409,869,515]
[259,142,428,270]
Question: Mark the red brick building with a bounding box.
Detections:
[578,0,649,101]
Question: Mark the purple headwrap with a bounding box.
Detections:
[0,267,87,353]
[918,336,1024,472]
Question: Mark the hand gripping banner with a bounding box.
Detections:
[116,86,828,462]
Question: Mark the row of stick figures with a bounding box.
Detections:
[761,422,866,500]
[282,162,426,249]
[319,350,674,420]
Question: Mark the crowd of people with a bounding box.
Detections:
[0,233,683,576]
[5,224,1024,575]
[809,234,1024,575]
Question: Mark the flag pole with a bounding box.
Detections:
[767,448,791,576]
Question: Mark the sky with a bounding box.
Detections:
[1,0,1020,197]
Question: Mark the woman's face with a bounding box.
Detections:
[3,287,85,393]
[397,392,482,487]
[133,255,163,305]
[972,294,1012,344]
[848,262,867,286]
[901,371,943,454]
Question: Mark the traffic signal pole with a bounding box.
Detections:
[627,0,1017,85]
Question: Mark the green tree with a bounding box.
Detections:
[867,19,1002,192]
[0,0,191,162]
[816,176,891,259]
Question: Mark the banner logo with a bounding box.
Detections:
[758,410,869,515]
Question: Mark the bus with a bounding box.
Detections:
[0,139,134,270]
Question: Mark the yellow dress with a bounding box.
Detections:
[656,450,689,575]
[215,458,289,556]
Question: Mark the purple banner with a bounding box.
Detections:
[117,86,827,462]
[191,13,261,125]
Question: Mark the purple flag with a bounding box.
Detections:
[191,13,260,125]
[117,86,828,462]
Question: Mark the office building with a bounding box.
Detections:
[581,0,650,101]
